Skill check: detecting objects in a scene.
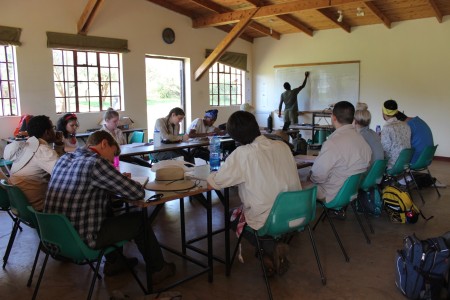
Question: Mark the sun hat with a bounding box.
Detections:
[3,136,40,174]
[146,166,196,192]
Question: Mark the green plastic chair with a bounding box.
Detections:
[313,173,366,262]
[0,158,12,177]
[0,179,38,269]
[409,145,440,203]
[0,183,21,227]
[358,159,388,233]
[385,148,416,202]
[129,131,144,144]
[231,186,326,300]
[29,207,146,300]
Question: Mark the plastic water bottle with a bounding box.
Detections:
[209,135,221,171]
[153,129,161,147]
[376,125,381,136]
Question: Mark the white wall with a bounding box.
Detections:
[253,17,450,157]
[0,0,252,143]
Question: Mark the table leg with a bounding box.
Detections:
[142,207,152,294]
[207,191,213,282]
[224,188,231,276]
[180,197,187,255]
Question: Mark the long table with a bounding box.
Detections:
[76,127,146,143]
[119,162,231,294]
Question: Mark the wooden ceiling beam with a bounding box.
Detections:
[427,0,443,23]
[192,0,280,39]
[317,9,351,33]
[363,1,391,29]
[77,0,105,35]
[217,25,254,43]
[277,14,313,37]
[146,0,194,18]
[194,8,258,81]
[193,0,371,28]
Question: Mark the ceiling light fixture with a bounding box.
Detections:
[337,10,343,23]
[356,7,365,17]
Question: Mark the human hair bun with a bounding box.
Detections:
[356,102,368,111]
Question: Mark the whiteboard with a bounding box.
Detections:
[275,61,360,111]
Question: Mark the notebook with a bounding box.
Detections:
[131,176,149,186]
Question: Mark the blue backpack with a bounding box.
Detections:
[395,234,450,299]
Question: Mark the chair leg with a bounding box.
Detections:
[356,194,374,234]
[3,219,20,268]
[427,168,441,197]
[87,252,104,300]
[254,231,273,300]
[409,171,425,204]
[32,252,49,300]
[306,225,326,285]
[87,262,102,280]
[230,230,245,269]
[312,209,326,231]
[6,211,23,232]
[28,243,42,287]
[117,250,147,294]
[350,202,371,244]
[323,208,350,262]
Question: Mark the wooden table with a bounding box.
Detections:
[76,127,147,143]
[294,154,316,169]
[119,162,231,293]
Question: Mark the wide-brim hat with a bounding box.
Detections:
[146,166,196,192]
[3,136,40,174]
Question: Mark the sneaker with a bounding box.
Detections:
[273,242,290,276]
[435,180,447,188]
[104,257,138,277]
[329,208,346,220]
[152,262,176,284]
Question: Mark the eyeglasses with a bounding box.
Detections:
[145,193,163,203]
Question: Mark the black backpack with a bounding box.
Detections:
[395,234,450,299]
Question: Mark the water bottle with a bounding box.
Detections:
[153,129,161,147]
[209,135,221,171]
[376,125,381,136]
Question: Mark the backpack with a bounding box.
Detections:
[395,234,450,299]
[382,185,432,223]
[412,172,436,189]
[356,187,382,217]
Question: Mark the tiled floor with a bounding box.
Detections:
[0,161,449,300]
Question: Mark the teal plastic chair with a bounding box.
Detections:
[409,145,440,203]
[29,207,146,300]
[385,148,416,202]
[129,131,144,144]
[0,158,12,176]
[0,183,21,228]
[0,179,37,269]
[231,186,326,300]
[313,173,366,262]
[358,159,388,233]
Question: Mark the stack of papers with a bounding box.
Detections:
[131,176,149,186]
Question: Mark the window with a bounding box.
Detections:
[209,62,244,106]
[0,45,19,116]
[52,49,122,113]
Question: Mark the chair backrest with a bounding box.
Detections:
[0,179,37,228]
[129,131,144,144]
[257,186,317,238]
[326,173,363,210]
[409,145,438,170]
[31,207,101,264]
[0,185,10,210]
[386,148,414,176]
[360,159,388,191]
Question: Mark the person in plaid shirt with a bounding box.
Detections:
[44,130,175,281]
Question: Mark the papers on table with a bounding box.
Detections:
[131,176,149,186]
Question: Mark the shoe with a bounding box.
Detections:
[103,257,138,277]
[152,262,176,284]
[273,242,290,276]
[329,208,346,220]
[435,180,447,188]
[262,254,276,278]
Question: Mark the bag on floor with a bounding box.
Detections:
[412,172,436,189]
[395,234,450,299]
[382,185,432,223]
[355,187,382,217]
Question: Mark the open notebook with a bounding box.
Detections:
[131,176,149,186]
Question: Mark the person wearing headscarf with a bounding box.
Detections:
[381,100,411,169]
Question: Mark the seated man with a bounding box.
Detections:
[207,111,301,276]
[44,131,175,280]
[4,115,63,211]
[188,109,225,162]
[309,101,371,214]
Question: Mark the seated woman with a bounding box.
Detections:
[100,107,151,167]
[56,113,79,152]
[354,103,384,165]
[153,107,193,163]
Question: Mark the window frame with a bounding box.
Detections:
[209,62,244,107]
[0,45,19,117]
[52,49,123,114]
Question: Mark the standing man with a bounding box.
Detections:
[309,101,371,217]
[45,131,175,281]
[278,71,310,131]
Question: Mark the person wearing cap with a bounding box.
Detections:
[44,130,176,280]
[56,113,79,151]
[278,71,310,131]
[381,100,411,169]
[3,115,63,211]
[188,109,225,162]
[207,111,301,277]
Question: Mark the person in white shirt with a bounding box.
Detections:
[207,111,301,277]
[4,115,63,211]
[100,108,127,145]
